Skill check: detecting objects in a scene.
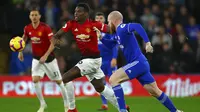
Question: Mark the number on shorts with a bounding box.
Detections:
[53,71,59,77]
[79,61,83,64]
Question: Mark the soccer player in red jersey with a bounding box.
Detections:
[43,3,121,111]
[18,8,77,112]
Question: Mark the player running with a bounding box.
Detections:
[42,3,123,111]
[95,12,129,111]
[18,8,77,112]
[97,11,183,112]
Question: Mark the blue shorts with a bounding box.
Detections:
[101,61,117,77]
[122,56,155,85]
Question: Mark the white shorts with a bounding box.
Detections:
[32,58,62,81]
[75,58,105,81]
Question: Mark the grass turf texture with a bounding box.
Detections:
[0,97,199,112]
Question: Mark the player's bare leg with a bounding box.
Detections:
[109,68,130,112]
[62,66,119,111]
[143,82,183,112]
[62,66,82,83]
[32,76,47,112]
[91,78,120,111]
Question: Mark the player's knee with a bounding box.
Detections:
[109,76,119,87]
[55,80,62,85]
[32,76,40,83]
[94,84,105,93]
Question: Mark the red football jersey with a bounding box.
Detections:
[24,22,54,57]
[62,19,107,57]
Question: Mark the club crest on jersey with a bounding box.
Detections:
[85,28,91,33]
[38,32,42,36]
[74,28,78,32]
[76,34,90,40]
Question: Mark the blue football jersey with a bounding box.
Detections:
[98,33,118,62]
[115,23,150,63]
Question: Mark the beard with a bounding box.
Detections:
[109,22,116,34]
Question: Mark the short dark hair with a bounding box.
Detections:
[95,12,105,17]
[77,3,90,13]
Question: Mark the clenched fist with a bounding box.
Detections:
[145,42,153,53]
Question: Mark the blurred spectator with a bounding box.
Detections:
[152,26,172,49]
[59,10,73,28]
[41,0,59,29]
[140,7,158,29]
[152,4,161,18]
[196,32,200,72]
[177,5,189,26]
[179,42,195,73]
[185,16,200,40]
[164,18,173,33]
[160,42,174,73]
[1,0,200,74]
[124,6,138,23]
[147,19,159,38]
[9,3,29,36]
[172,24,187,58]
[168,5,177,22]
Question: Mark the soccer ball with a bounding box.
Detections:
[9,36,25,52]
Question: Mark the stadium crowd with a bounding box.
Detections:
[0,0,200,74]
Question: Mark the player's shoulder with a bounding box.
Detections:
[40,22,51,28]
[89,20,101,25]
[117,23,128,32]
[24,23,32,30]
[67,20,77,24]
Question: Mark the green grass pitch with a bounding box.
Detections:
[0,97,199,112]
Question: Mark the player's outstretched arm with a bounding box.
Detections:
[18,34,28,61]
[128,23,150,43]
[39,29,65,63]
[127,23,153,53]
[93,27,117,48]
[111,46,118,67]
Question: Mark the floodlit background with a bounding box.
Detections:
[0,0,200,112]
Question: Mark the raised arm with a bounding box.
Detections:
[39,28,66,63]
[127,23,150,43]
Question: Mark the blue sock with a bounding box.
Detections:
[157,92,177,112]
[100,94,108,105]
[112,85,126,111]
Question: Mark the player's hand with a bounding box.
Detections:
[93,27,102,39]
[18,52,24,61]
[111,58,117,67]
[39,55,47,64]
[145,42,153,53]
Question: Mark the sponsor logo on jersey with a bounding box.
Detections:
[85,28,91,33]
[31,37,41,43]
[76,34,90,40]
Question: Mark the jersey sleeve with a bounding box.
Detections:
[94,21,108,33]
[23,26,28,37]
[127,23,150,43]
[112,44,118,59]
[45,25,54,39]
[62,21,72,32]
